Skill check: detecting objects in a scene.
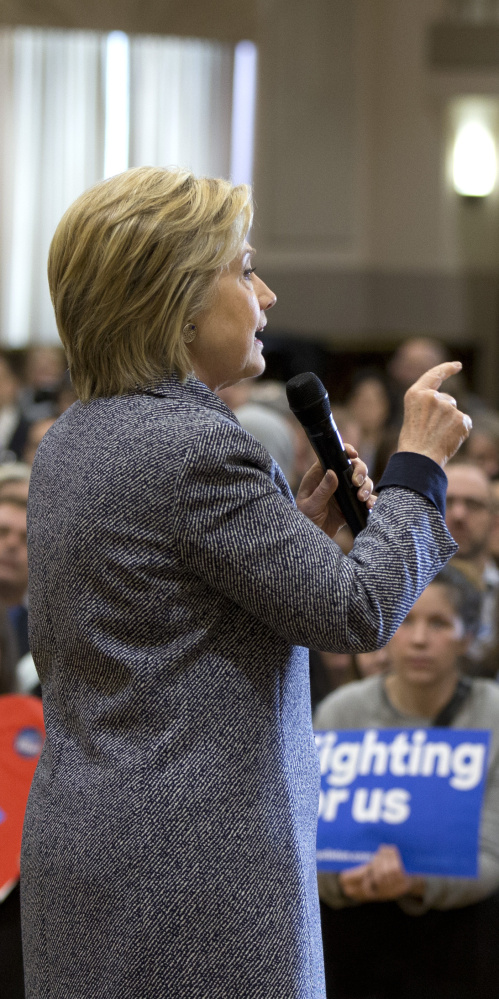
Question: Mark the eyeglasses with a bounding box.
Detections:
[446,496,491,513]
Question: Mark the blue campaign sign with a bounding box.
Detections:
[315,728,491,878]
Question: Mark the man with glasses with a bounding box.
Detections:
[445,460,499,673]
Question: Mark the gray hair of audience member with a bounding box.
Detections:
[432,564,483,639]
[235,403,296,485]
[0,462,31,485]
[0,463,30,505]
[246,380,291,417]
[462,409,499,478]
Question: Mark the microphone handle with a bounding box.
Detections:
[304,419,369,537]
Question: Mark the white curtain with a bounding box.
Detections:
[128,36,233,178]
[0,27,107,345]
[0,30,235,347]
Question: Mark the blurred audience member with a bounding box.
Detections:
[328,405,361,452]
[309,650,355,709]
[387,336,484,429]
[19,345,66,422]
[489,479,499,568]
[355,646,391,678]
[56,369,78,414]
[234,403,297,490]
[0,496,29,660]
[23,417,56,467]
[315,566,499,999]
[0,464,30,505]
[216,380,253,411]
[220,378,317,495]
[345,370,397,475]
[310,645,391,711]
[462,410,499,480]
[388,336,449,394]
[0,605,23,696]
[244,379,290,416]
[23,345,66,390]
[445,461,499,674]
[0,351,30,463]
[0,466,38,694]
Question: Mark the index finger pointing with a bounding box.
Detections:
[410,361,462,393]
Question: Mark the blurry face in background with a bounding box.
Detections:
[489,480,499,564]
[386,584,467,690]
[25,346,66,389]
[0,502,28,604]
[0,479,30,504]
[355,646,391,678]
[465,432,499,481]
[348,378,390,435]
[388,337,447,391]
[189,244,276,391]
[216,381,253,411]
[0,358,20,409]
[23,417,56,466]
[445,465,494,561]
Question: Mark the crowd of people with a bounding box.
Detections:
[0,344,75,997]
[315,567,499,999]
[0,327,497,997]
[220,337,499,998]
[219,334,499,998]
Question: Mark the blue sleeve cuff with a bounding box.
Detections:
[376,452,447,519]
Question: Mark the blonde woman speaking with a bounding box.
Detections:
[21,167,470,999]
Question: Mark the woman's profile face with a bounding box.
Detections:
[188,244,276,392]
[348,378,390,434]
[386,584,468,690]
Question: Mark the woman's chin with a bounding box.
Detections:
[242,355,266,382]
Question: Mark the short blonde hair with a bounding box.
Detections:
[48,166,253,401]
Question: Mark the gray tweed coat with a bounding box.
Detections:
[21,374,456,999]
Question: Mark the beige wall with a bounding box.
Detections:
[2,0,499,402]
[253,0,499,403]
[0,0,256,41]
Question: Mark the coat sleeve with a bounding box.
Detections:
[172,419,458,653]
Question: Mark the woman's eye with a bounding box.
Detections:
[429,618,448,629]
[244,267,256,280]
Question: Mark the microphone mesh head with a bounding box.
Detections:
[286,372,329,419]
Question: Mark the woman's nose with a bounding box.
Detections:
[411,623,428,645]
[257,276,277,311]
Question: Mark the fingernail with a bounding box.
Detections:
[354,472,365,487]
[360,487,370,501]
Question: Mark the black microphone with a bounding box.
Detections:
[286,371,369,537]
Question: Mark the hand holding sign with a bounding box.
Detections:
[339,845,425,903]
[315,727,490,878]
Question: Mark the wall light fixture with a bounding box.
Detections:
[452,117,497,196]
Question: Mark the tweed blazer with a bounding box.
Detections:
[21,374,457,999]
